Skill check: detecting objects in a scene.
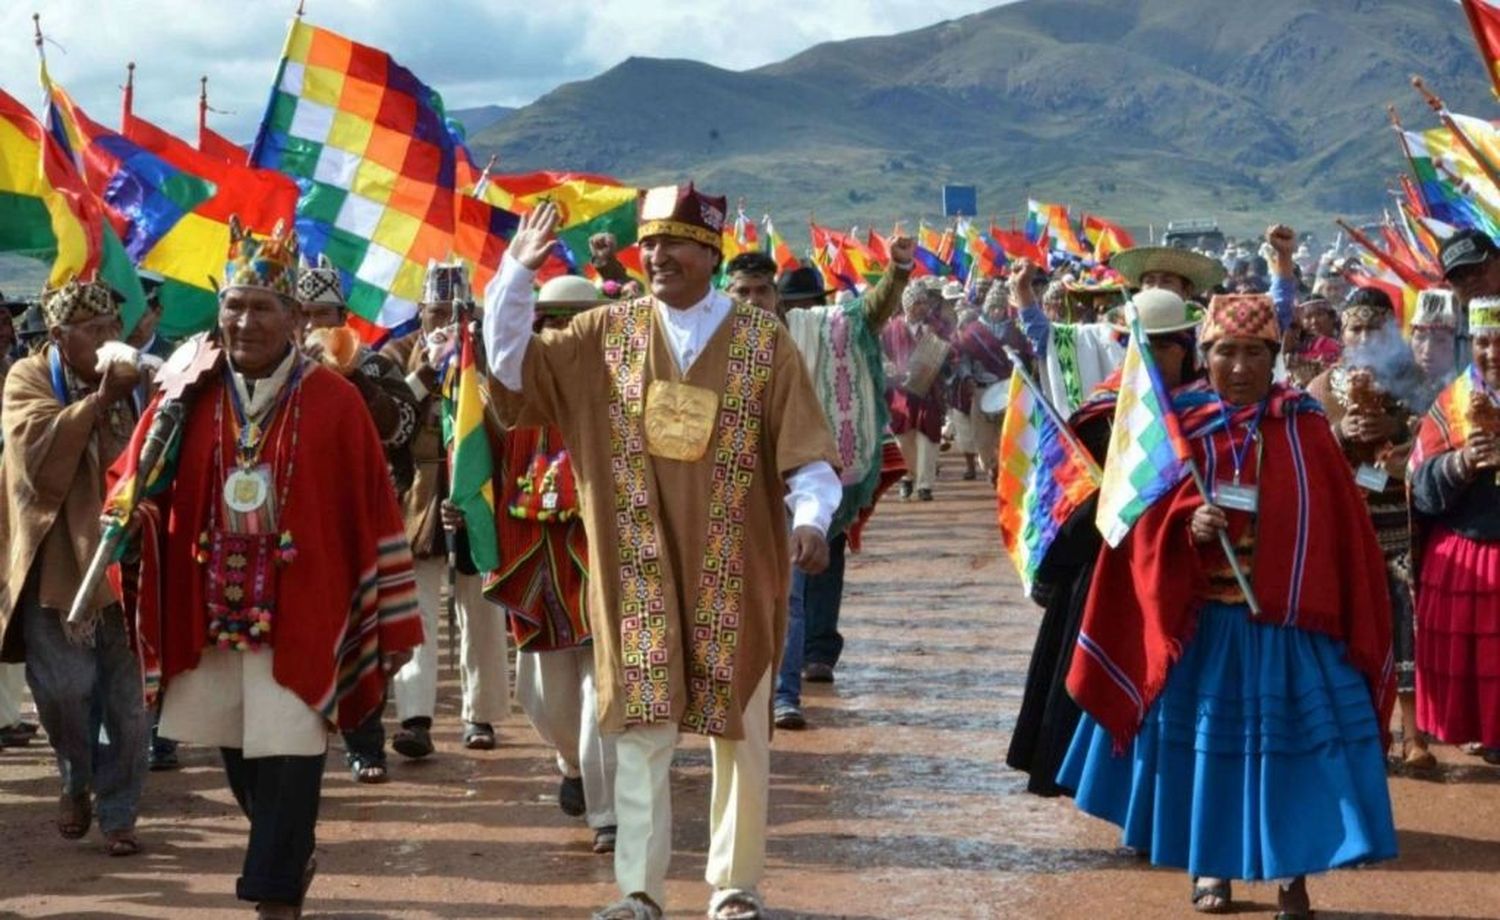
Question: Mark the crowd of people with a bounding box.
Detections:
[1,182,1499,920]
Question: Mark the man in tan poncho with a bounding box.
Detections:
[483,186,842,920]
[0,277,147,855]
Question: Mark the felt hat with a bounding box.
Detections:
[536,275,607,316]
[222,217,299,300]
[1109,246,1227,293]
[40,277,119,330]
[636,182,727,251]
[297,253,346,308]
[777,264,832,302]
[1201,293,1280,344]
[423,258,472,305]
[1,289,28,317]
[1106,288,1204,334]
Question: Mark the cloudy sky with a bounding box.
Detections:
[1,1,1002,142]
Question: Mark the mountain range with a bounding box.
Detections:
[464,0,1495,242]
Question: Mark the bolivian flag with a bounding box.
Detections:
[445,325,499,572]
[0,88,144,326]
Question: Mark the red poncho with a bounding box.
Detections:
[109,363,424,730]
[1066,382,1395,749]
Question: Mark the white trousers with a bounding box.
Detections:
[394,557,511,724]
[516,646,617,829]
[895,429,939,492]
[947,407,975,454]
[969,402,1002,474]
[613,669,771,907]
[0,662,27,725]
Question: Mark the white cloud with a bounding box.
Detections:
[0,0,1004,143]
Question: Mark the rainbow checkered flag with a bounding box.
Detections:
[1095,312,1193,547]
[996,368,1102,593]
[251,19,477,330]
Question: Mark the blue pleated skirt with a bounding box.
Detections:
[1056,602,1397,881]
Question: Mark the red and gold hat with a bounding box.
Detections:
[637,182,727,251]
[1201,293,1279,344]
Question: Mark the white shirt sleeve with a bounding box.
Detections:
[482,253,538,391]
[785,460,842,535]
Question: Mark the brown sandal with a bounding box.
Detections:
[105,829,142,857]
[57,794,92,840]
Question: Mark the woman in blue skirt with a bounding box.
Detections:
[1057,293,1398,918]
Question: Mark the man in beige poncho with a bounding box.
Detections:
[484,185,842,920]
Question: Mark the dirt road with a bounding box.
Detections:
[2,473,1499,918]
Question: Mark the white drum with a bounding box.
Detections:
[979,380,1011,416]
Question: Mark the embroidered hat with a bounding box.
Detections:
[297,253,345,308]
[1340,286,1393,328]
[536,275,607,316]
[222,217,299,300]
[1201,293,1280,344]
[1469,295,1500,333]
[902,276,945,310]
[637,182,727,251]
[423,258,472,305]
[1411,289,1458,330]
[40,277,119,329]
[1109,246,1227,294]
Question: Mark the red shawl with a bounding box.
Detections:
[108,364,425,730]
[1066,382,1395,749]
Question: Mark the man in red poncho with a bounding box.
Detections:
[112,221,423,918]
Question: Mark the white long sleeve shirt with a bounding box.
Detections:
[483,253,841,534]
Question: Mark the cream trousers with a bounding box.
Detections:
[895,429,939,492]
[394,557,511,724]
[612,669,771,908]
[515,646,617,829]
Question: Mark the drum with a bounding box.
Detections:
[903,332,951,397]
[979,380,1010,416]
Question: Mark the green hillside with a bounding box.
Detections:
[469,0,1496,245]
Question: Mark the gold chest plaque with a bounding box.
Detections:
[644,380,719,461]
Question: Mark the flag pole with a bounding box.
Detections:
[1412,75,1500,193]
[122,62,135,128]
[1183,456,1263,618]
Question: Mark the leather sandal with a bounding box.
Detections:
[708,887,764,920]
[1191,877,1231,914]
[57,793,92,840]
[592,893,663,920]
[105,829,142,857]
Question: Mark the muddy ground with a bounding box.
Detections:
[2,469,1498,918]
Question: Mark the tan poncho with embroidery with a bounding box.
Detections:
[502,298,839,740]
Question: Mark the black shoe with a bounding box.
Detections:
[462,721,496,750]
[0,722,35,748]
[148,746,180,771]
[774,704,807,730]
[558,775,586,817]
[592,825,617,854]
[898,479,913,501]
[392,718,435,759]
[917,488,934,501]
[802,662,835,683]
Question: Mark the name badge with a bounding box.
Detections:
[1355,463,1391,493]
[1215,481,1259,514]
